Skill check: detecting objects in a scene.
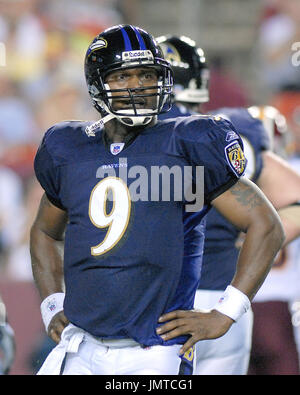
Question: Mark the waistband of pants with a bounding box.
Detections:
[84,332,141,349]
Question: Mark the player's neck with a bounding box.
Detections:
[105,118,156,143]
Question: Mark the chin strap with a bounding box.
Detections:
[116,109,155,127]
[85,113,115,137]
[85,111,155,137]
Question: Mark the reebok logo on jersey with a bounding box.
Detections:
[225,130,239,142]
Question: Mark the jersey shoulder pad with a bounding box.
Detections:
[212,107,270,150]
[172,114,246,178]
[173,113,241,145]
[40,120,94,165]
[42,120,91,144]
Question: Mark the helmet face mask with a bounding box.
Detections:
[85,25,173,126]
[156,35,210,105]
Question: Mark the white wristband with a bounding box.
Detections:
[41,293,65,332]
[213,285,251,322]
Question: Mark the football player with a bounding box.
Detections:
[30,25,284,375]
[248,99,300,375]
[157,35,300,374]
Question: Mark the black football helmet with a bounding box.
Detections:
[156,35,209,104]
[85,24,173,127]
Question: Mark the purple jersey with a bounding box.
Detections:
[34,115,244,345]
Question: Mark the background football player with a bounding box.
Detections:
[157,34,300,375]
[248,97,300,375]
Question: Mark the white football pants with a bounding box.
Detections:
[194,289,253,375]
[37,323,194,375]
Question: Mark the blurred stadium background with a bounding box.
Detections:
[0,0,299,374]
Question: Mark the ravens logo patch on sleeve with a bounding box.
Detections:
[225,141,246,177]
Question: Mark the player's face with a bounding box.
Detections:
[105,67,159,112]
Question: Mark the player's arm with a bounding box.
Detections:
[157,177,284,354]
[30,193,69,343]
[257,150,300,244]
[213,177,284,298]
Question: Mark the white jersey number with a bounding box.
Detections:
[89,177,131,256]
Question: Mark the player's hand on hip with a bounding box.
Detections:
[48,311,69,344]
[156,309,234,355]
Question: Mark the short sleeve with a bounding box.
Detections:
[213,107,270,182]
[172,116,246,203]
[34,133,65,210]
